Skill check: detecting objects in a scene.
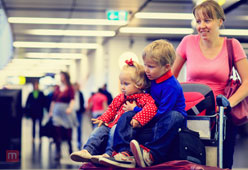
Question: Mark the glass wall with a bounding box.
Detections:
[0,0,13,69]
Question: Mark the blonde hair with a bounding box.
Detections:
[122,61,150,90]
[193,0,225,22]
[142,39,176,66]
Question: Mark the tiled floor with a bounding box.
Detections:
[1,114,93,170]
[20,114,94,170]
[1,114,248,170]
[233,126,248,170]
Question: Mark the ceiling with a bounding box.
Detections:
[1,0,248,79]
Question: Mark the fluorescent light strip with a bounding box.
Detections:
[3,59,71,77]
[10,58,72,64]
[239,16,248,20]
[119,27,248,36]
[26,29,115,37]
[8,17,128,26]
[25,53,83,59]
[120,27,194,34]
[241,43,248,49]
[13,41,99,49]
[220,29,248,36]
[2,71,45,77]
[135,12,194,20]
[7,59,73,69]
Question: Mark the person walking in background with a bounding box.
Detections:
[88,88,108,128]
[172,1,248,169]
[25,81,46,142]
[87,92,95,112]
[101,84,113,105]
[73,82,85,150]
[49,71,78,161]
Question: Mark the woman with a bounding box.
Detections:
[49,71,78,160]
[172,0,248,169]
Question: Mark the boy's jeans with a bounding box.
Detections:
[113,111,186,165]
[83,124,116,156]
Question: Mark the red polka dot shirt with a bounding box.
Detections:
[97,93,157,128]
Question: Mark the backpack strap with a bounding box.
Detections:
[187,99,205,115]
[186,91,215,116]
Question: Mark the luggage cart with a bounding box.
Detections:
[181,83,229,168]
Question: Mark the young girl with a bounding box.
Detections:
[70,59,157,164]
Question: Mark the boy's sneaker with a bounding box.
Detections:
[99,151,136,168]
[91,153,110,165]
[70,150,92,162]
[130,139,154,167]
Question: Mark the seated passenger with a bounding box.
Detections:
[70,60,157,163]
[99,39,186,168]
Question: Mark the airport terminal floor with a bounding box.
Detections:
[2,114,248,170]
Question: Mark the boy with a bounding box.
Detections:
[99,39,187,168]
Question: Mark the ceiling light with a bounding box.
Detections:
[13,41,99,49]
[193,0,226,6]
[220,29,248,36]
[1,58,73,79]
[26,29,116,37]
[241,43,248,48]
[25,52,83,59]
[239,16,248,20]
[135,12,194,20]
[120,27,194,34]
[2,71,45,77]
[8,58,73,67]
[8,17,128,26]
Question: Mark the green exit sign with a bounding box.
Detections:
[107,10,128,21]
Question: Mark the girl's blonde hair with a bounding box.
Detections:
[122,60,150,90]
[142,39,176,66]
[193,0,225,22]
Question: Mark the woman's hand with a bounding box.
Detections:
[123,101,137,112]
[48,102,54,117]
[92,118,104,127]
[66,107,72,114]
[130,119,141,128]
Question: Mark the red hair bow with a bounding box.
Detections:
[125,58,134,66]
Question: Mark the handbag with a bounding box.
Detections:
[40,118,55,138]
[224,39,248,126]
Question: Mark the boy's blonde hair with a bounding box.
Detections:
[142,39,176,66]
[122,60,150,90]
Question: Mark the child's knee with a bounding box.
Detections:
[170,111,186,127]
[171,111,184,120]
